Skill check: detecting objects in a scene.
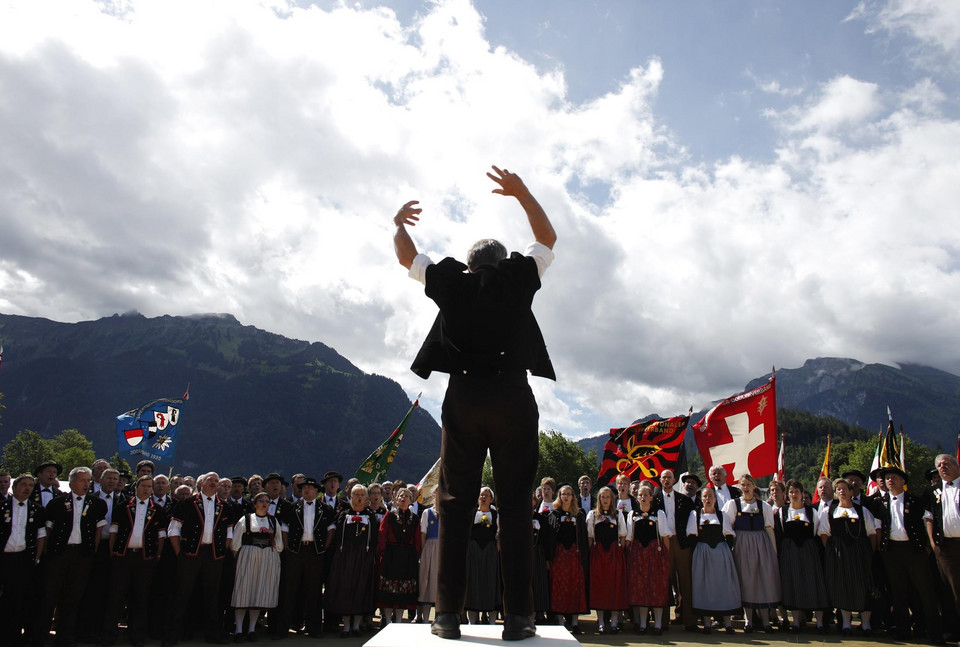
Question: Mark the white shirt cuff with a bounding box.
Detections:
[408,253,434,285]
[524,242,554,278]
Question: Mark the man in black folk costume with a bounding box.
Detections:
[392,165,557,641]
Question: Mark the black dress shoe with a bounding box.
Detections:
[502,615,536,641]
[651,627,663,636]
[431,613,462,640]
[570,626,582,635]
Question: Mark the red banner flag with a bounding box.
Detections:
[692,375,778,485]
[596,415,690,488]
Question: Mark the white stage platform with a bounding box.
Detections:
[364,624,579,647]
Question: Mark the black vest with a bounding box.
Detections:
[111,497,169,559]
[170,494,231,559]
[286,499,336,554]
[0,497,46,558]
[45,493,108,555]
[411,254,555,380]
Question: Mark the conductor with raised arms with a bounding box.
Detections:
[393,165,557,641]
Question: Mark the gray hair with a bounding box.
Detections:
[936,454,959,468]
[466,239,507,271]
[69,466,92,482]
[709,465,727,477]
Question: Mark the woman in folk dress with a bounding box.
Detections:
[586,486,627,634]
[625,484,671,635]
[818,477,878,636]
[377,488,421,626]
[231,492,284,642]
[779,479,828,633]
[548,485,588,634]
[720,473,781,632]
[326,484,379,637]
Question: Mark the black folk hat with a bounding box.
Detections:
[321,471,344,484]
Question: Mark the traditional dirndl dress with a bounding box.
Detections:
[231,514,283,608]
[326,510,378,616]
[418,508,439,606]
[465,509,501,612]
[690,512,741,615]
[726,498,781,610]
[626,510,670,607]
[532,512,552,613]
[822,501,874,612]
[779,505,828,610]
[377,508,421,609]
[549,509,588,615]
[588,511,626,611]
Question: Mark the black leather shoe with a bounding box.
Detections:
[431,613,462,640]
[502,615,536,641]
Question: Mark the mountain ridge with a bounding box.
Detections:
[0,311,441,481]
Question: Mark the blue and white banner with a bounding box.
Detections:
[116,396,186,467]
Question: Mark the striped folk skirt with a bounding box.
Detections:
[417,537,439,605]
[627,539,671,608]
[824,535,874,612]
[732,530,781,609]
[231,545,281,609]
[780,537,829,610]
[465,540,501,612]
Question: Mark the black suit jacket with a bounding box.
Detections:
[285,499,336,554]
[30,482,60,508]
[0,496,47,558]
[44,492,108,555]
[653,489,697,549]
[111,497,169,559]
[170,494,231,559]
[411,254,555,380]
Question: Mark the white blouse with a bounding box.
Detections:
[231,514,283,553]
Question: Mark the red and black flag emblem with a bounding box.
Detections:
[596,415,690,488]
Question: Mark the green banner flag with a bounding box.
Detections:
[354,395,420,485]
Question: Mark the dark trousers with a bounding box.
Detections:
[34,546,95,647]
[935,540,960,621]
[283,549,325,634]
[436,371,539,617]
[168,545,225,641]
[149,543,177,638]
[883,542,942,638]
[667,536,694,629]
[0,551,35,646]
[77,540,111,640]
[103,551,158,643]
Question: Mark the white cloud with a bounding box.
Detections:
[1,0,959,439]
[851,0,960,58]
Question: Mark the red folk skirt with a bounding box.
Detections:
[627,539,671,607]
[589,542,627,611]
[550,543,587,614]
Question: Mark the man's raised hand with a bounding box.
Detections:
[394,200,422,227]
[487,165,528,198]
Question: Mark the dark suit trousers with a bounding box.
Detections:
[882,543,941,638]
[77,540,111,639]
[34,546,94,647]
[436,372,539,617]
[168,545,224,641]
[0,551,35,646]
[103,551,158,642]
[667,536,694,628]
[936,539,960,619]
[284,549,325,633]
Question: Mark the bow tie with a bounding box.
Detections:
[139,500,146,505]
[76,496,83,502]
[207,497,213,502]
[305,501,314,506]
[42,488,51,493]
[18,502,24,507]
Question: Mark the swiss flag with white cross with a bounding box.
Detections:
[693,375,778,485]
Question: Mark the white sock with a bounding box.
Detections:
[841,610,852,629]
[861,611,872,630]
[235,609,246,635]
[653,608,663,629]
[638,607,647,628]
